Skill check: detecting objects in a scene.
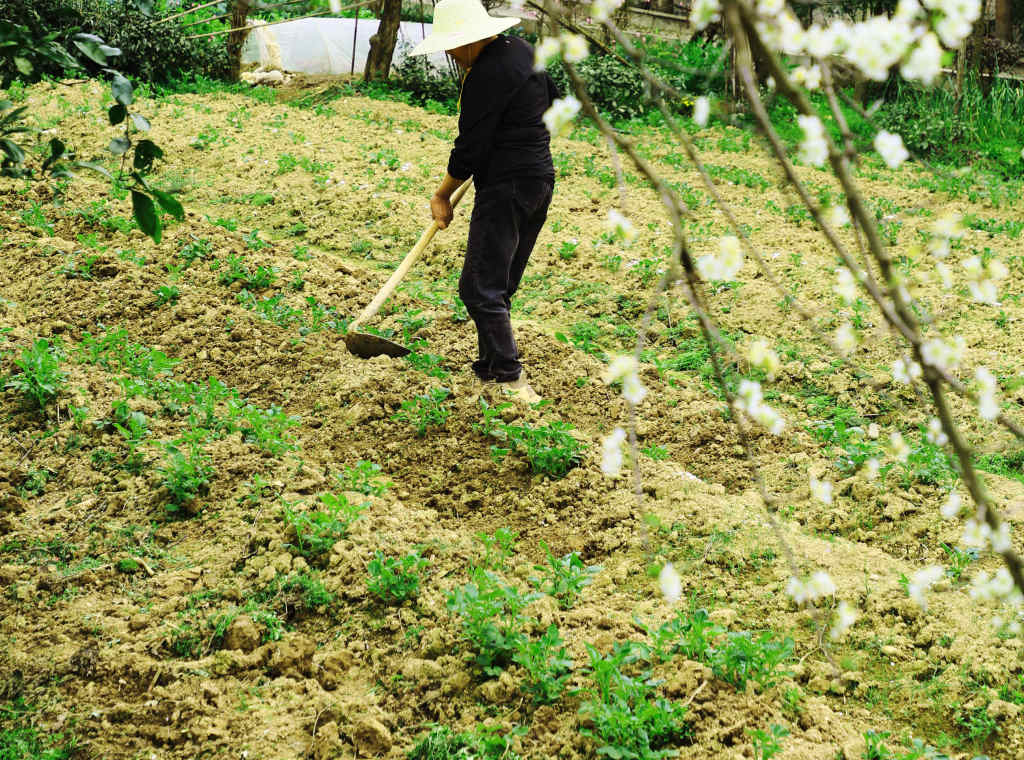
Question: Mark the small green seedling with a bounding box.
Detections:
[392,387,452,436]
[338,460,392,497]
[531,543,601,609]
[159,443,213,515]
[283,492,365,560]
[5,338,67,410]
[749,724,789,760]
[154,285,180,307]
[367,550,427,603]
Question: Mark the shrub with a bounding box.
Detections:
[391,43,459,107]
[0,0,229,83]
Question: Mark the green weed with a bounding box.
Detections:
[408,725,523,760]
[159,444,213,515]
[392,387,452,437]
[4,338,66,410]
[513,625,573,704]
[530,544,601,609]
[338,460,391,497]
[283,493,365,560]
[367,550,427,603]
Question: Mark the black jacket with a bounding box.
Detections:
[447,36,559,188]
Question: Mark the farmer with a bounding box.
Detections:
[410,0,559,403]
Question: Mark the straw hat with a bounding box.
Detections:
[410,0,520,56]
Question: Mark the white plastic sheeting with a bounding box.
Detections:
[241,18,449,75]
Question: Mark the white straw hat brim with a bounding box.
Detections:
[410,17,520,56]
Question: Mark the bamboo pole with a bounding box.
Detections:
[181,12,230,27]
[184,0,372,39]
[157,0,225,24]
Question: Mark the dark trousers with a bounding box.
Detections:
[459,177,553,382]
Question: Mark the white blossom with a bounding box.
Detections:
[603,355,639,384]
[543,96,581,137]
[926,417,948,446]
[606,209,638,243]
[920,336,965,372]
[697,235,744,281]
[825,205,851,228]
[797,114,829,167]
[622,372,648,405]
[890,430,910,463]
[834,322,858,355]
[560,33,589,63]
[976,367,1000,420]
[892,357,922,384]
[534,37,562,71]
[874,130,910,169]
[834,267,858,304]
[601,427,627,477]
[748,339,781,379]
[590,0,624,22]
[792,65,822,90]
[810,476,833,505]
[865,457,881,480]
[907,565,944,610]
[962,518,991,549]
[935,261,953,289]
[901,32,942,85]
[808,570,836,598]
[757,0,784,16]
[693,96,710,127]
[690,0,721,30]
[831,600,859,639]
[940,491,962,519]
[659,562,682,604]
[803,25,838,58]
[991,522,1013,554]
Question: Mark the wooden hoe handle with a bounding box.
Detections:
[350,179,472,331]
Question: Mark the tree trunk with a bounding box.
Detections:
[995,0,1012,40]
[227,0,252,82]
[364,0,403,82]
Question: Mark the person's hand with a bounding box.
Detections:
[430,194,454,230]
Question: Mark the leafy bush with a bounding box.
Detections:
[549,54,647,122]
[391,44,459,108]
[4,337,66,410]
[283,492,365,560]
[367,550,427,603]
[159,443,213,514]
[530,543,601,609]
[476,400,585,478]
[580,645,693,760]
[447,568,539,675]
[513,624,573,704]
[0,0,229,83]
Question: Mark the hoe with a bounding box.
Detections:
[344,179,473,359]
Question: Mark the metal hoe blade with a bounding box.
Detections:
[344,331,411,359]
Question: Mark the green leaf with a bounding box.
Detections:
[73,33,120,65]
[75,161,113,180]
[152,188,184,221]
[109,104,127,126]
[111,73,134,106]
[133,0,155,14]
[13,56,32,75]
[109,136,131,156]
[132,191,161,243]
[131,113,151,132]
[0,139,25,165]
[42,139,66,172]
[133,139,163,171]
